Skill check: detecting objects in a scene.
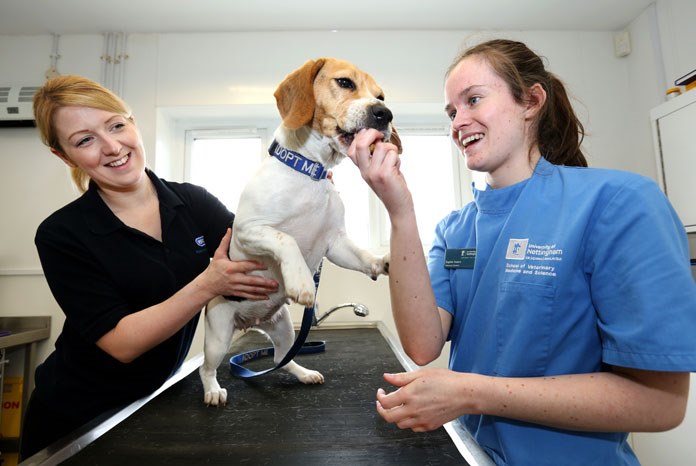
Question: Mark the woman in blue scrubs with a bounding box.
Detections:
[348,39,696,465]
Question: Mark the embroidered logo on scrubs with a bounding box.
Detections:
[505,238,528,260]
[195,236,206,247]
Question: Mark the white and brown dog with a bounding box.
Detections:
[198,58,401,406]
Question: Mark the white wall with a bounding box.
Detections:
[655,0,696,87]
[1,1,695,463]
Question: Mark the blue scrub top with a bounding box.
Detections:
[428,157,696,466]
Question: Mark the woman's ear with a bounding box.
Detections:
[525,83,547,120]
[50,147,76,167]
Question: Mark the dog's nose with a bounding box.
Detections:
[369,103,393,129]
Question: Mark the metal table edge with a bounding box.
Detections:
[22,325,494,466]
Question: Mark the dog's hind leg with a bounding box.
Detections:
[199,298,236,406]
[257,305,324,384]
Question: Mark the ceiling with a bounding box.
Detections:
[2,0,654,35]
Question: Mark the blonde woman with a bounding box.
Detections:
[20,75,277,460]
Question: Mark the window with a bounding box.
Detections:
[331,128,466,250]
[185,126,469,252]
[186,129,266,211]
[383,131,463,248]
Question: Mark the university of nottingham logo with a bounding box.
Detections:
[506,238,528,260]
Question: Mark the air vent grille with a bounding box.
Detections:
[0,85,40,125]
[19,86,39,102]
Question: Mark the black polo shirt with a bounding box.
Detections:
[33,169,233,422]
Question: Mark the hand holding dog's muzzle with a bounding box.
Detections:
[348,129,413,219]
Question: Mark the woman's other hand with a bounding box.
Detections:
[204,228,278,300]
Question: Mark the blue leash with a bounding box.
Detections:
[229,261,325,378]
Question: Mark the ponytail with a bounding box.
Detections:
[539,74,587,167]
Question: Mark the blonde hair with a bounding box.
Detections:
[33,75,133,193]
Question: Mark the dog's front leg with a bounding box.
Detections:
[235,225,316,306]
[326,235,389,280]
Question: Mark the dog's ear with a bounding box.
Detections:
[274,58,327,129]
[389,124,403,154]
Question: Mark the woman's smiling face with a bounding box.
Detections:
[52,105,147,192]
[444,55,538,188]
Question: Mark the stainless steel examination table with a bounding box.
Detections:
[23,327,493,465]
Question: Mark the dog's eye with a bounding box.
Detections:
[377,95,385,101]
[335,78,356,90]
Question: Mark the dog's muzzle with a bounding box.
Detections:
[338,103,394,147]
[367,103,393,131]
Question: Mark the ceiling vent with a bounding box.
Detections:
[0,86,39,127]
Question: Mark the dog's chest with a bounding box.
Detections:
[232,161,346,266]
[273,192,343,251]
[237,163,344,233]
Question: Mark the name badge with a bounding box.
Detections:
[445,248,476,269]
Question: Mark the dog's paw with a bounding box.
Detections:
[284,269,316,307]
[284,361,325,384]
[370,253,390,279]
[290,288,316,307]
[297,368,325,385]
[203,388,228,407]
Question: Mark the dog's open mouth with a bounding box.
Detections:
[337,127,389,148]
[338,128,356,147]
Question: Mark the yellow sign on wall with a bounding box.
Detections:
[1,376,23,438]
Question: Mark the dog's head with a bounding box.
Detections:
[273,58,402,156]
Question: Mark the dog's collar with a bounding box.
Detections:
[268,140,328,181]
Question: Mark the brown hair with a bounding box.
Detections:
[446,39,587,167]
[33,75,133,192]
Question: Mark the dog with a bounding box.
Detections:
[198,58,402,406]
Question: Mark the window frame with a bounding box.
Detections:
[184,127,270,181]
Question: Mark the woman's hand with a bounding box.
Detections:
[98,228,278,363]
[376,368,473,432]
[347,129,414,218]
[376,366,690,434]
[204,228,278,300]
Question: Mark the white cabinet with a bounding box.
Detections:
[651,90,696,232]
